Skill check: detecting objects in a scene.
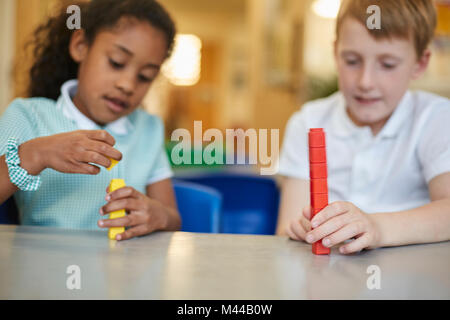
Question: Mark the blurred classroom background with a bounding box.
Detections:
[0,0,449,234]
[0,0,450,166]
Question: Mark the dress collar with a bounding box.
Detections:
[57,80,132,135]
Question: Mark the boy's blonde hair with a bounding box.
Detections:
[336,0,437,58]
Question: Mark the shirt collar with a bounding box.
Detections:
[57,79,133,135]
[330,91,412,139]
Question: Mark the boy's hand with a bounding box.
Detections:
[98,186,168,240]
[28,130,122,175]
[305,201,381,254]
[286,205,313,241]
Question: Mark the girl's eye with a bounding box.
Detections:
[138,75,153,83]
[109,59,124,69]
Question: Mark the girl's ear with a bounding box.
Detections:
[411,49,431,80]
[69,29,89,63]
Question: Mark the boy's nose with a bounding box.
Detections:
[357,67,375,91]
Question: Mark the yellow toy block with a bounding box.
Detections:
[108,179,126,240]
[107,158,119,171]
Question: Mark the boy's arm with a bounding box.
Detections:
[276,177,310,236]
[373,172,450,247]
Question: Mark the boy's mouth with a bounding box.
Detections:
[103,96,129,114]
[354,96,382,105]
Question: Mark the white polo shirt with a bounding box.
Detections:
[279,90,450,213]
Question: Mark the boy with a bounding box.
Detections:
[276,0,450,254]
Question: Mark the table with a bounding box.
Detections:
[0,225,449,299]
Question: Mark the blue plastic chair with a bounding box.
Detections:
[178,173,280,235]
[173,181,222,233]
[0,197,19,225]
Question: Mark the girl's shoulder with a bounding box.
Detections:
[2,97,57,121]
[127,108,165,135]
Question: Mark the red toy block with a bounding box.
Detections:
[308,128,326,147]
[309,128,330,255]
[312,241,331,255]
[310,178,328,194]
[311,193,328,211]
[309,147,327,163]
[310,163,327,178]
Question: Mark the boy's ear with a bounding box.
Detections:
[69,29,89,63]
[411,49,431,80]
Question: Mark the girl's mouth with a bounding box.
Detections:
[104,96,129,114]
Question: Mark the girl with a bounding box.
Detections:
[0,0,181,240]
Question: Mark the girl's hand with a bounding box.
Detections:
[286,205,313,241]
[98,186,169,240]
[29,130,122,175]
[305,201,381,254]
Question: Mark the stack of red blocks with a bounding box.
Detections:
[309,128,330,255]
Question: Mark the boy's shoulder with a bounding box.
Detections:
[410,90,450,112]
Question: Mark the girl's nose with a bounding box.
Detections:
[116,73,136,96]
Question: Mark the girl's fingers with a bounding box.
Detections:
[85,130,116,146]
[100,198,140,215]
[86,140,122,161]
[339,233,371,254]
[106,187,140,202]
[116,224,151,241]
[80,151,111,168]
[69,162,100,175]
[98,214,139,229]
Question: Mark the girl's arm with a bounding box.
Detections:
[145,179,181,231]
[0,139,45,204]
[373,172,450,247]
[276,177,310,237]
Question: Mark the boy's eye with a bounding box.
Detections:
[109,59,124,69]
[345,59,359,66]
[382,63,396,69]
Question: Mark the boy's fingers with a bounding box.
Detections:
[289,220,306,241]
[310,201,350,228]
[339,234,370,254]
[315,217,358,248]
[302,206,312,220]
[300,216,312,233]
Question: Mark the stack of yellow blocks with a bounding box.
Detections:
[107,158,125,240]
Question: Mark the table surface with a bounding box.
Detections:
[0,225,449,299]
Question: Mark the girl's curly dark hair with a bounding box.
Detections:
[28,0,176,100]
